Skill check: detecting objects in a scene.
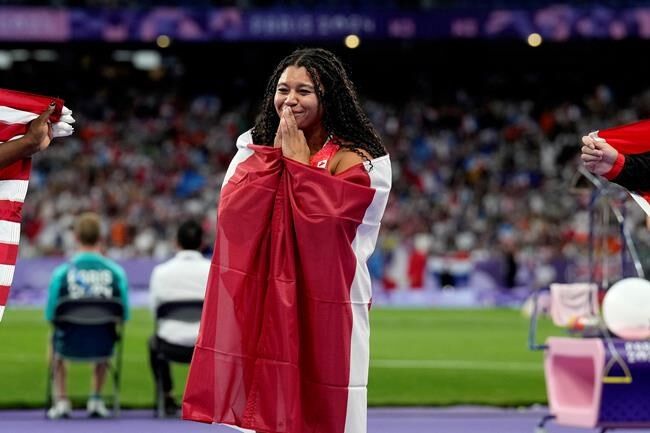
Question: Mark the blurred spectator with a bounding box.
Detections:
[45,212,129,419]
[148,219,209,416]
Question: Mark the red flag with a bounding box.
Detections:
[598,120,650,155]
[596,120,650,209]
[182,131,391,433]
[0,89,67,321]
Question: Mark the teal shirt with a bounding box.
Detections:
[45,252,130,322]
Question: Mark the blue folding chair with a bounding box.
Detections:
[45,297,125,418]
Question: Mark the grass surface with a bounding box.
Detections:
[0,307,560,408]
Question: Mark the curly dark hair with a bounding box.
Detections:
[251,47,386,160]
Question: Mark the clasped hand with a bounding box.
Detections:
[274,106,311,165]
[580,132,618,176]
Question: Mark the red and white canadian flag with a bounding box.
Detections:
[183,131,391,433]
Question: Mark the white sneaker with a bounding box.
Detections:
[47,399,71,419]
[86,397,111,418]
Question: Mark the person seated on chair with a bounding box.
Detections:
[148,219,209,416]
[45,212,130,419]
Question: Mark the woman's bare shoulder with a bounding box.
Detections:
[331,146,372,175]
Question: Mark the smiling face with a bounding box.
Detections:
[274,65,323,132]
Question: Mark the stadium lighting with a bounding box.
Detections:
[132,50,162,71]
[344,34,361,49]
[112,50,132,62]
[156,35,171,48]
[33,50,58,62]
[527,33,542,47]
[0,51,12,70]
[10,49,29,61]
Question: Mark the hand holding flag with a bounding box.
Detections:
[581,120,650,216]
[22,102,55,156]
[0,88,75,322]
[581,133,619,175]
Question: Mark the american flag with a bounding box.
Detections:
[0,88,74,322]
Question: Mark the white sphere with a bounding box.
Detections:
[603,278,650,340]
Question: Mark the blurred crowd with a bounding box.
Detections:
[19,82,650,290]
[372,84,650,290]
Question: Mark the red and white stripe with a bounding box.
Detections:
[0,88,74,321]
[345,155,391,433]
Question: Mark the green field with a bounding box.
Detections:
[0,307,560,408]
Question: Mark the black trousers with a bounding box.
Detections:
[148,336,194,394]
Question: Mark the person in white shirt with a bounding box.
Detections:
[148,219,210,415]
